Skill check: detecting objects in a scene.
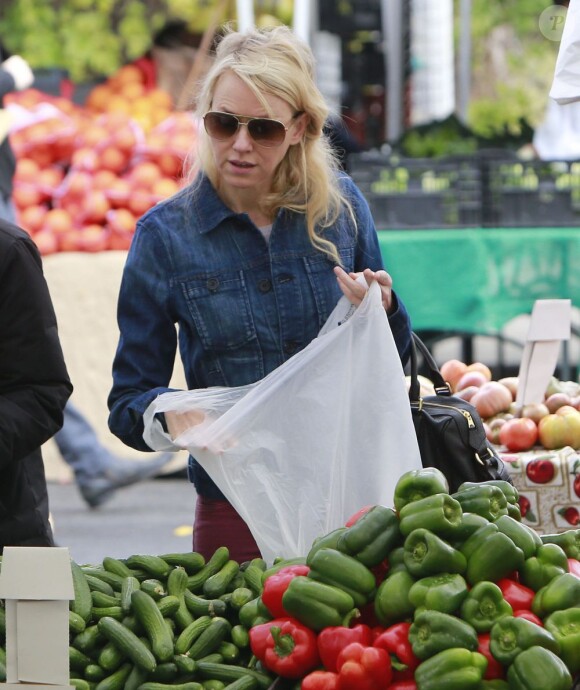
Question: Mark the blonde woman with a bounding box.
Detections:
[108,25,412,561]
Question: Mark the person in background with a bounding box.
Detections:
[0,40,176,510]
[108,25,412,562]
[0,217,72,552]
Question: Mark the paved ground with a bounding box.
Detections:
[47,477,196,566]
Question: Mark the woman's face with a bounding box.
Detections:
[206,70,305,207]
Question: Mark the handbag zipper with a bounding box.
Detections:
[412,400,476,429]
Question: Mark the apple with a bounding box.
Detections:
[538,411,580,450]
[470,381,512,419]
[440,359,467,392]
[465,362,492,381]
[499,417,538,452]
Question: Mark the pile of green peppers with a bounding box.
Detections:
[269,467,580,689]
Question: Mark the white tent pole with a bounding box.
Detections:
[293,0,311,43]
[382,0,404,141]
[236,0,255,31]
[457,0,472,122]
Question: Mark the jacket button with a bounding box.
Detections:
[258,278,272,293]
[284,341,299,354]
[207,278,219,291]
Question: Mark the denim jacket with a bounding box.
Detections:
[108,174,412,498]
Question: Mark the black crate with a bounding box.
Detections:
[481,158,580,227]
[348,152,482,229]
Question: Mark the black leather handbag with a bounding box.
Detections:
[409,332,513,493]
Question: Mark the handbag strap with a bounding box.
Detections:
[409,332,452,401]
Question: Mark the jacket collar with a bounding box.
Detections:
[190,174,245,235]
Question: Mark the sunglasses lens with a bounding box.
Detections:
[247,119,286,146]
[204,112,239,140]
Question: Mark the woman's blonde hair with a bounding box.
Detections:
[186,24,354,263]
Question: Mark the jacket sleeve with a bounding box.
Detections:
[0,234,72,469]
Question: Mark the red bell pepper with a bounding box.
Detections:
[568,558,580,578]
[372,622,419,672]
[301,670,340,690]
[496,578,535,611]
[317,623,372,673]
[477,633,505,680]
[336,642,392,690]
[388,681,417,690]
[514,609,544,627]
[248,617,319,679]
[261,565,310,618]
[345,505,373,526]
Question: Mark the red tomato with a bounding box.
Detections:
[499,418,538,452]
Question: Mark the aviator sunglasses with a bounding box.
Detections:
[203,111,302,148]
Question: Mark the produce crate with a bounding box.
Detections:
[481,158,580,227]
[348,152,482,229]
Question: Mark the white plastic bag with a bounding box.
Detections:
[550,0,580,104]
[144,281,422,563]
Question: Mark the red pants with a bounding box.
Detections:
[193,495,261,564]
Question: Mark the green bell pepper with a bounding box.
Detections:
[447,512,489,546]
[540,530,580,560]
[489,615,560,665]
[409,609,478,660]
[458,479,519,506]
[387,546,407,574]
[306,547,376,608]
[281,576,356,632]
[464,530,525,585]
[414,647,488,690]
[481,681,510,690]
[408,573,469,615]
[459,581,513,632]
[336,504,402,567]
[398,494,463,538]
[506,645,573,690]
[519,543,570,592]
[306,527,347,562]
[507,502,522,521]
[452,484,508,522]
[394,467,449,512]
[460,523,499,560]
[494,514,542,560]
[544,607,580,675]
[532,573,580,619]
[403,528,467,577]
[374,569,415,626]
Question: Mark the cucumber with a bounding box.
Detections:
[196,654,223,665]
[187,548,229,593]
[82,568,125,592]
[230,626,249,650]
[102,557,135,579]
[141,580,167,601]
[91,591,121,608]
[85,575,116,597]
[84,665,106,683]
[98,616,157,673]
[70,679,91,690]
[97,642,125,673]
[73,625,105,654]
[124,664,149,690]
[91,606,123,621]
[216,642,239,664]
[241,565,264,596]
[166,567,194,631]
[202,682,225,690]
[229,588,253,611]
[150,662,178,682]
[138,681,203,690]
[203,561,240,599]
[186,618,231,661]
[121,576,141,613]
[69,646,92,672]
[225,573,246,593]
[183,591,227,618]
[159,552,205,574]
[69,610,87,634]
[174,616,212,655]
[173,655,197,675]
[221,679,257,690]
[131,589,174,663]
[125,555,171,580]
[94,662,132,690]
[156,595,181,618]
[195,663,272,689]
[71,560,93,623]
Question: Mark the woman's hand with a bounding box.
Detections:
[334,266,395,314]
[164,409,206,444]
